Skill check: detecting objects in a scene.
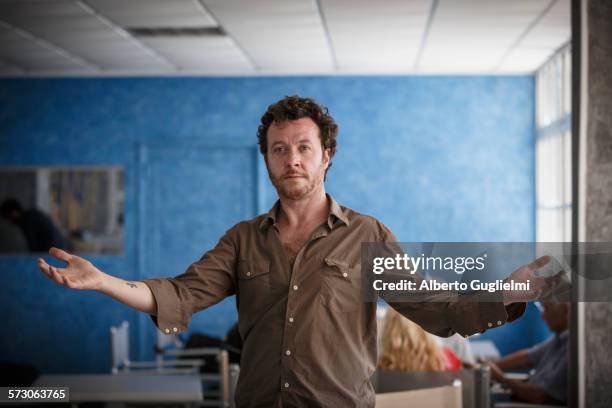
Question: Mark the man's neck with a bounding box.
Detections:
[277,187,329,228]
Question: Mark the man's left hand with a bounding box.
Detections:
[502,256,566,305]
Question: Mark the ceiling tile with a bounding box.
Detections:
[201,0,332,70]
[85,0,217,28]
[0,0,85,19]
[0,0,571,75]
[496,48,554,72]
[517,0,570,49]
[419,0,551,73]
[0,25,91,71]
[321,0,431,71]
[0,0,173,70]
[140,36,252,71]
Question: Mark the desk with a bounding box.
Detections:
[34,373,202,407]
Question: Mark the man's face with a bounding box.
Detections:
[265,117,330,201]
[541,302,568,333]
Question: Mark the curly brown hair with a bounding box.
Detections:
[257,95,338,177]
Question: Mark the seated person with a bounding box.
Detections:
[0,216,28,253]
[1,198,68,252]
[378,308,461,371]
[485,301,568,405]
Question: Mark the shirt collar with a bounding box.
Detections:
[327,194,350,229]
[259,193,350,231]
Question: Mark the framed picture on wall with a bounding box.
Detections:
[0,166,124,255]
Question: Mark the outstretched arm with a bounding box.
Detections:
[376,226,557,338]
[38,247,157,315]
[492,349,532,371]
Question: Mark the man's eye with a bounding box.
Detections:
[273,147,284,153]
[300,145,311,151]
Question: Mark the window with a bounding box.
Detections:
[535,45,572,242]
[0,166,124,254]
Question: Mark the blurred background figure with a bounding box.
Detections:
[484,301,569,405]
[378,308,461,372]
[0,215,28,253]
[1,198,68,252]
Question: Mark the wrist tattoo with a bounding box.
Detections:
[126,282,137,288]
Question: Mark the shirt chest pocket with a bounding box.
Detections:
[236,259,271,310]
[319,257,362,313]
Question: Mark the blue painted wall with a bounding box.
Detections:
[0,76,547,374]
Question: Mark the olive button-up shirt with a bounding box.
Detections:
[142,195,525,407]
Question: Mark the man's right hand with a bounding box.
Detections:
[38,247,106,291]
[38,247,157,315]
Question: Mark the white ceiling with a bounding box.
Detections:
[0,0,571,77]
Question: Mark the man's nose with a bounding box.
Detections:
[285,149,301,167]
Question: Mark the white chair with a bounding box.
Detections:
[495,403,566,408]
[154,329,240,408]
[227,363,240,408]
[374,367,490,408]
[110,321,203,375]
[376,380,463,408]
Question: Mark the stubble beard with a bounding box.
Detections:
[269,164,326,201]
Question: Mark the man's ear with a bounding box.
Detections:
[323,148,331,168]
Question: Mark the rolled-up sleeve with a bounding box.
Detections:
[441,298,525,337]
[386,297,525,338]
[141,226,238,334]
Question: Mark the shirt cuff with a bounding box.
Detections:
[142,278,191,334]
[478,301,527,331]
[479,301,510,331]
[450,296,527,338]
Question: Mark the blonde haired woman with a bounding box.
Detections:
[378,308,460,371]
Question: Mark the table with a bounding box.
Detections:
[34,373,203,407]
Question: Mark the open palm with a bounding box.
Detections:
[504,255,566,303]
[38,247,104,291]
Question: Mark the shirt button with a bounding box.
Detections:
[164,328,170,334]
[288,317,294,323]
[284,382,290,388]
[497,320,502,326]
[246,271,251,277]
[293,285,298,291]
[285,350,291,356]
[487,322,493,328]
[342,272,348,278]
[173,327,178,333]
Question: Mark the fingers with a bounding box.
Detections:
[49,247,73,263]
[38,257,58,283]
[529,255,550,270]
[530,272,568,300]
[38,258,52,278]
[38,258,70,287]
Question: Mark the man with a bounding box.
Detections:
[486,301,569,405]
[38,96,552,407]
[1,198,68,252]
[0,216,28,253]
